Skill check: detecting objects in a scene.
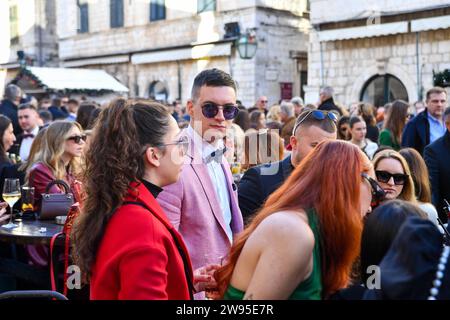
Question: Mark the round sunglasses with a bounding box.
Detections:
[375,170,408,185]
[201,102,239,120]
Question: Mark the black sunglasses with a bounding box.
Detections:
[201,102,239,120]
[67,134,87,144]
[362,172,386,202]
[293,110,338,134]
[375,170,408,185]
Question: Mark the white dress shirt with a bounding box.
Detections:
[19,126,39,161]
[187,126,233,243]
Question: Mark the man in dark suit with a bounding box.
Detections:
[424,107,450,222]
[0,84,23,136]
[48,97,69,120]
[14,103,41,161]
[238,109,337,223]
[318,86,342,116]
[402,87,447,155]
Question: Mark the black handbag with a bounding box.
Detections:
[39,180,74,220]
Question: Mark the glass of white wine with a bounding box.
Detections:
[2,178,21,229]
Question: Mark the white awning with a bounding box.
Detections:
[26,66,129,92]
[317,21,409,42]
[132,42,232,65]
[61,54,129,68]
[411,15,450,32]
[0,62,20,69]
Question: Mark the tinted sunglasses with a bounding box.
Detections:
[375,170,408,185]
[362,172,386,202]
[201,102,239,120]
[67,134,87,144]
[293,110,338,134]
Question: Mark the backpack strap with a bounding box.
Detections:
[123,201,195,300]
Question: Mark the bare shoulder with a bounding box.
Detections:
[251,210,315,251]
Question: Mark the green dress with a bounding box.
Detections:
[378,129,400,150]
[223,208,322,300]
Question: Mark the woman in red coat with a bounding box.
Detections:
[73,99,215,300]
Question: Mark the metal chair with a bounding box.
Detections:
[0,290,68,300]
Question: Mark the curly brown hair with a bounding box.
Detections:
[72,98,170,280]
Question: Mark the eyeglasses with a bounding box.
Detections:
[67,134,87,144]
[156,136,189,155]
[362,172,386,202]
[375,170,408,185]
[201,102,239,120]
[292,110,338,135]
[261,100,268,103]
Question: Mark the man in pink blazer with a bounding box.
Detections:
[158,69,244,277]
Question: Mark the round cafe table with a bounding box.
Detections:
[0,218,64,246]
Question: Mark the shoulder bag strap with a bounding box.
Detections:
[50,232,64,294]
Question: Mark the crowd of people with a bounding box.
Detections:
[0,68,449,300]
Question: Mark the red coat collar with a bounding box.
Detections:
[125,181,173,230]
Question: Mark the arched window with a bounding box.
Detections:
[149,81,168,102]
[360,74,408,107]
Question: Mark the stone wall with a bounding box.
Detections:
[306,28,450,107]
[6,0,59,66]
[310,0,450,24]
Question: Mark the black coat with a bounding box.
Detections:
[0,99,21,136]
[424,130,450,222]
[238,155,294,224]
[48,106,69,120]
[401,109,430,156]
[318,98,342,116]
[366,125,379,143]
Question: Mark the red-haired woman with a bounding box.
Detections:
[215,140,380,299]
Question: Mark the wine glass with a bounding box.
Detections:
[2,179,21,229]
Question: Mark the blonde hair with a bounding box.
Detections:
[267,105,281,123]
[372,150,416,202]
[27,121,82,181]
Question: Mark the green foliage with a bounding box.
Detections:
[433,69,450,87]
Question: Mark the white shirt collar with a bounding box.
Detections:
[24,126,39,137]
[186,125,224,162]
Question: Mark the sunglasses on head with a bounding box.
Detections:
[293,110,338,134]
[67,134,87,144]
[201,102,239,120]
[375,170,408,185]
[362,172,386,202]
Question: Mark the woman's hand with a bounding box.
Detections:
[193,264,221,298]
[0,202,10,224]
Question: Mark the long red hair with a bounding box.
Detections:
[216,140,372,298]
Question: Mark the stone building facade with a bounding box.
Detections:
[56,0,310,107]
[305,0,450,108]
[0,0,59,96]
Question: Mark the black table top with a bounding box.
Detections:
[0,218,64,245]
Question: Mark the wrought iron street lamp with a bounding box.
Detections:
[236,29,258,59]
